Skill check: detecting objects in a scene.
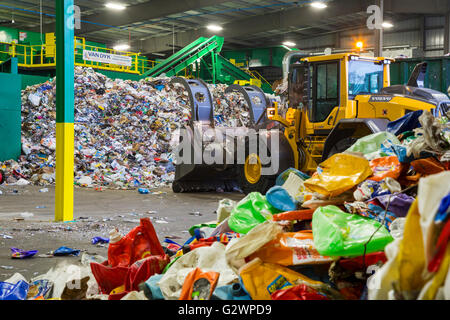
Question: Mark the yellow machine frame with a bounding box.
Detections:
[267,53,437,173]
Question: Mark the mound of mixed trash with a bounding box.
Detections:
[0,67,253,189]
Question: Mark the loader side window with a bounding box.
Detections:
[311,62,339,122]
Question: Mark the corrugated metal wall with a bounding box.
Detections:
[297,16,447,58]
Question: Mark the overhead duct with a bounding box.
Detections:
[282,50,309,82]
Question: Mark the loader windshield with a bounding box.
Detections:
[348,60,384,98]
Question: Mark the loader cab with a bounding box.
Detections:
[288,54,391,134]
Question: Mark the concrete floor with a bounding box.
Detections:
[0,184,244,281]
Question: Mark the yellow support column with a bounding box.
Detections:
[55,0,75,222]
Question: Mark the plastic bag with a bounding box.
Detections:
[304,154,373,198]
[53,246,80,256]
[368,156,402,181]
[179,268,220,300]
[228,192,280,234]
[225,221,283,273]
[387,110,423,136]
[276,168,310,185]
[346,132,401,155]
[271,284,329,300]
[159,242,238,300]
[312,205,394,257]
[265,186,297,211]
[411,157,446,176]
[0,280,29,300]
[353,178,401,201]
[249,231,332,266]
[11,247,38,259]
[372,193,415,218]
[216,199,236,224]
[107,218,165,267]
[238,258,325,300]
[272,209,314,222]
[26,280,53,300]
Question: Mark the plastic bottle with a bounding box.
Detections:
[109,228,123,243]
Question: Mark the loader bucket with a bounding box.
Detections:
[170,77,240,192]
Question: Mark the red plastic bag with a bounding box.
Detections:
[90,218,169,298]
[125,255,169,292]
[90,261,129,295]
[108,218,165,267]
[271,284,329,300]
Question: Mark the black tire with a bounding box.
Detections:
[324,136,358,160]
[172,181,183,193]
[236,137,277,195]
[237,164,275,195]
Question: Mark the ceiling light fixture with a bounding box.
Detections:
[113,44,130,51]
[207,24,223,32]
[382,21,394,28]
[283,41,296,47]
[311,2,327,9]
[105,3,127,10]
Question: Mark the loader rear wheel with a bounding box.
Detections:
[324,137,357,160]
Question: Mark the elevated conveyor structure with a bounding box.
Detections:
[142,36,224,78]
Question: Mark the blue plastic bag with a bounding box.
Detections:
[53,246,80,256]
[0,280,29,300]
[387,110,423,136]
[138,188,149,194]
[91,237,109,245]
[266,186,297,212]
[11,247,38,259]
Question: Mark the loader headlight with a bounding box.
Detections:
[267,107,276,119]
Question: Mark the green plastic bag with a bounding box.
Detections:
[228,192,281,234]
[346,132,401,155]
[312,205,394,257]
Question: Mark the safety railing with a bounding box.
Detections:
[0,38,160,75]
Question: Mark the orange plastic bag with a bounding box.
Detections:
[179,268,220,300]
[272,209,314,222]
[108,218,165,267]
[368,156,402,181]
[411,157,446,176]
[249,231,332,266]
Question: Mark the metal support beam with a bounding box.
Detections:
[374,0,384,57]
[55,0,75,222]
[445,12,450,54]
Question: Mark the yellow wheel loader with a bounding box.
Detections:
[171,53,450,194]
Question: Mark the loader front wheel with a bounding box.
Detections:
[238,153,275,195]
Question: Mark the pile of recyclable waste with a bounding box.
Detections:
[2,109,449,300]
[0,67,251,190]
